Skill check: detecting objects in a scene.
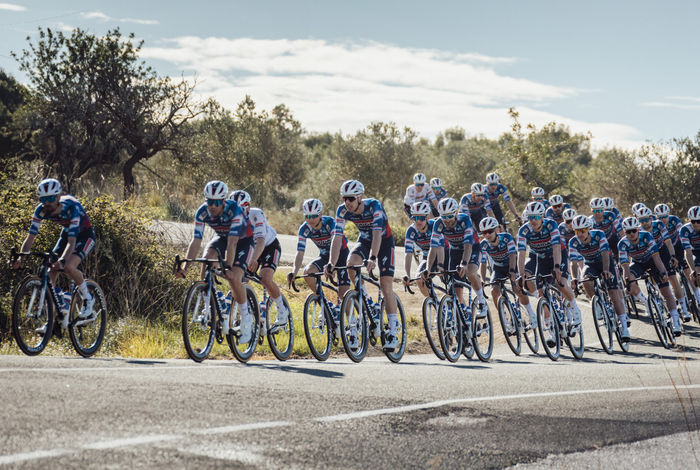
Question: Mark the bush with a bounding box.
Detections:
[341,222,407,247]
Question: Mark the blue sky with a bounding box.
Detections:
[1,1,699,148]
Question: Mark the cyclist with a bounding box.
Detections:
[545,195,571,225]
[13,178,97,321]
[559,208,584,283]
[430,178,447,216]
[569,215,630,341]
[517,201,581,346]
[427,197,485,312]
[603,197,623,226]
[531,187,551,210]
[484,172,522,229]
[327,180,400,351]
[635,205,688,321]
[479,216,536,329]
[460,183,496,231]
[403,201,444,297]
[680,206,700,305]
[403,173,437,218]
[655,203,685,269]
[618,216,681,336]
[175,181,255,343]
[590,197,623,259]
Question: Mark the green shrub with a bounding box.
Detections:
[340,222,406,247]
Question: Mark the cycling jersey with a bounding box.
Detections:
[248,207,277,246]
[590,211,622,240]
[618,231,658,264]
[29,195,92,238]
[403,184,436,206]
[334,198,392,240]
[297,216,348,256]
[545,203,572,225]
[558,221,584,261]
[661,215,682,245]
[459,193,492,218]
[193,200,248,239]
[432,187,448,200]
[569,229,610,264]
[431,213,477,250]
[405,219,443,259]
[645,220,670,249]
[517,218,561,258]
[485,183,511,208]
[680,223,700,254]
[479,233,516,267]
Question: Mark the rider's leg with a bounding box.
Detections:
[303,262,320,291]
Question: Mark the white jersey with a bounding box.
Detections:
[249,207,277,246]
[403,184,436,206]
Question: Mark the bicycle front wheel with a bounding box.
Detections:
[592,296,613,354]
[521,303,539,354]
[68,280,107,357]
[537,297,560,361]
[303,294,332,361]
[422,297,445,360]
[266,295,294,361]
[471,298,493,362]
[681,274,700,323]
[437,295,462,362]
[498,296,521,356]
[339,291,368,362]
[380,294,406,363]
[228,286,260,362]
[12,276,54,356]
[181,281,215,362]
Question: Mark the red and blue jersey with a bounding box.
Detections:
[517,218,561,258]
[660,215,682,246]
[334,198,391,241]
[545,203,572,225]
[590,211,622,240]
[479,232,516,267]
[484,183,511,208]
[432,187,448,200]
[29,195,92,238]
[459,193,491,218]
[558,221,583,261]
[405,219,442,258]
[431,213,477,250]
[193,200,249,239]
[569,229,610,264]
[646,220,670,249]
[680,223,700,252]
[297,215,347,256]
[618,231,658,264]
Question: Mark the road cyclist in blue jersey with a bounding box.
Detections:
[558,208,584,282]
[403,173,437,219]
[13,178,98,324]
[327,179,400,351]
[545,195,572,225]
[402,201,444,297]
[618,216,682,336]
[603,197,623,227]
[569,215,630,340]
[430,177,448,203]
[460,182,496,232]
[590,197,624,260]
[680,206,700,305]
[484,172,522,231]
[531,187,551,210]
[175,181,256,344]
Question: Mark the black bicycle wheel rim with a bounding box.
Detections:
[498,296,521,356]
[339,291,368,362]
[381,294,406,363]
[12,276,54,356]
[437,295,462,362]
[471,297,493,362]
[266,296,294,361]
[228,286,260,362]
[303,294,331,361]
[68,280,107,357]
[592,297,613,354]
[181,281,215,362]
[537,297,560,361]
[647,297,670,349]
[422,297,445,360]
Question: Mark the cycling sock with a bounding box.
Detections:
[475,288,485,302]
[387,313,397,334]
[524,303,535,318]
[670,308,679,320]
[273,295,285,311]
[570,298,579,310]
[680,296,688,313]
[695,288,700,303]
[78,281,89,299]
[618,313,628,324]
[634,292,647,303]
[238,302,250,321]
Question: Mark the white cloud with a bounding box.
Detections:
[641,96,700,110]
[81,11,109,21]
[121,18,159,25]
[56,22,76,32]
[80,10,159,25]
[0,2,26,11]
[142,37,643,149]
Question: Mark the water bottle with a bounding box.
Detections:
[216,291,226,312]
[259,300,267,321]
[54,287,66,313]
[63,291,73,313]
[224,291,232,314]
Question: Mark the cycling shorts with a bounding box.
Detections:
[53,228,97,262]
[256,238,282,272]
[351,236,395,278]
[629,258,666,284]
[535,252,569,289]
[659,245,676,275]
[417,258,438,275]
[524,251,537,275]
[583,256,619,290]
[310,247,350,286]
[491,264,511,283]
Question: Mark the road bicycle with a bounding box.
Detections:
[404,273,446,360]
[436,270,494,363]
[531,273,584,361]
[338,264,407,363]
[175,251,260,362]
[10,248,107,357]
[679,268,700,323]
[583,274,630,354]
[245,271,293,361]
[484,276,538,356]
[627,273,676,349]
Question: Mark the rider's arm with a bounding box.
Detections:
[250,237,265,264]
[225,235,239,269]
[602,250,610,272]
[685,248,696,274]
[60,236,77,262]
[516,228,527,276]
[182,238,202,272]
[404,252,412,279]
[651,252,666,276]
[664,237,676,258]
[507,199,520,219]
[370,229,381,259]
[19,233,36,253]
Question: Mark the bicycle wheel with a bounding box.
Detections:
[625,292,639,319]
[339,291,368,362]
[181,280,215,362]
[661,304,677,348]
[537,297,560,361]
[471,298,493,362]
[422,297,445,360]
[303,294,332,361]
[437,295,462,362]
[647,296,670,349]
[380,294,406,363]
[265,295,294,361]
[681,274,700,323]
[227,285,260,362]
[614,316,630,352]
[12,276,54,356]
[565,312,585,360]
[592,296,613,354]
[68,281,107,357]
[498,296,521,356]
[521,303,539,354]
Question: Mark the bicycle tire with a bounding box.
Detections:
[181,280,215,362]
[565,316,585,360]
[227,285,260,362]
[471,297,493,362]
[614,318,630,352]
[537,297,560,361]
[624,292,639,319]
[681,273,700,323]
[422,297,445,360]
[380,294,406,363]
[437,294,462,362]
[265,295,294,361]
[12,276,54,356]
[592,296,613,354]
[521,304,539,354]
[68,280,107,357]
[647,296,670,349]
[339,291,368,363]
[303,294,332,361]
[498,296,521,356]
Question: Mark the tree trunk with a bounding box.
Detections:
[122,156,139,200]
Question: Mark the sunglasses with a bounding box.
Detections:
[488,183,497,187]
[413,215,427,221]
[441,214,455,220]
[592,209,603,214]
[639,217,651,223]
[552,204,562,209]
[206,199,223,206]
[431,186,441,190]
[692,220,700,225]
[415,183,424,187]
[574,228,588,234]
[342,196,356,202]
[481,229,495,235]
[533,197,543,201]
[305,214,319,219]
[625,229,638,235]
[40,195,58,203]
[528,215,542,221]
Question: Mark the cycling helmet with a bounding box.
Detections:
[479,216,499,232]
[549,194,563,206]
[572,215,593,230]
[562,208,577,221]
[602,197,614,210]
[302,198,323,216]
[471,182,486,195]
[632,202,647,214]
[340,180,364,197]
[203,180,228,200]
[688,206,700,220]
[622,217,641,231]
[430,177,442,188]
[437,197,458,215]
[411,201,432,216]
[654,203,670,217]
[525,201,546,216]
[635,206,653,219]
[229,190,251,207]
[531,187,545,198]
[486,172,499,184]
[37,178,62,197]
[589,197,605,210]
[413,173,427,185]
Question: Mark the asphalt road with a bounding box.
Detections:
[2,314,700,469]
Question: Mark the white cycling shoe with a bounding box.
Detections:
[78,295,95,319]
[383,334,398,350]
[620,322,631,342]
[671,317,682,337]
[238,316,254,344]
[273,305,289,327]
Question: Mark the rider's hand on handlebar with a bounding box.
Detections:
[10,259,21,270]
[324,263,334,277]
[366,258,377,273]
[458,263,468,279]
[602,270,612,280]
[402,275,410,287]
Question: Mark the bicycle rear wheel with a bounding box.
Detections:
[498,296,521,356]
[422,297,445,360]
[380,294,406,363]
[647,296,670,349]
[521,304,539,354]
[437,295,462,362]
[592,296,613,354]
[565,314,585,360]
[12,276,54,356]
[227,286,260,362]
[624,292,639,319]
[339,291,368,362]
[68,280,107,357]
[471,298,493,362]
[266,295,294,361]
[303,294,332,361]
[537,297,560,361]
[181,280,215,362]
[681,273,700,323]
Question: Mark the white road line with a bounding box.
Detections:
[0,364,237,373]
[82,434,181,450]
[0,449,73,466]
[315,384,700,422]
[194,421,293,435]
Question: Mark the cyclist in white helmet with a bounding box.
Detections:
[559,208,584,284]
[484,172,522,230]
[403,201,444,297]
[545,194,572,225]
[403,173,437,219]
[430,177,447,216]
[680,206,700,305]
[460,182,496,232]
[531,187,551,210]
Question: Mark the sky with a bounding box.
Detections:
[1,1,699,149]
